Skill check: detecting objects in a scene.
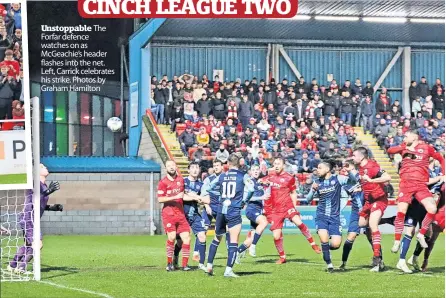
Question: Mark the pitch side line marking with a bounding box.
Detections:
[39,280,114,298]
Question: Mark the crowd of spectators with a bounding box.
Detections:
[150,73,445,198]
[0,3,23,130]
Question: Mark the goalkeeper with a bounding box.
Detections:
[7,164,62,274]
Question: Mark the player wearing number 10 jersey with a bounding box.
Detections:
[206,154,253,278]
[265,158,320,264]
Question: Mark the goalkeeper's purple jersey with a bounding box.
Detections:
[19,182,49,223]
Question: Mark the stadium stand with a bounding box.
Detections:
[146,74,445,201]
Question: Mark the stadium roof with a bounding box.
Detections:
[151,0,445,46]
[41,157,161,173]
[297,0,444,18]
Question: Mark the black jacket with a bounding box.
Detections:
[196,99,213,117]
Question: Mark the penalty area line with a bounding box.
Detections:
[39,280,114,298]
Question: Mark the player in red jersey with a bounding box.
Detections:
[387,130,445,252]
[264,157,320,264]
[352,147,392,272]
[157,160,191,272]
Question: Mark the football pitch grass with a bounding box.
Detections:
[0,174,27,184]
[1,234,444,298]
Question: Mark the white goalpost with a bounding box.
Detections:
[0,96,41,282]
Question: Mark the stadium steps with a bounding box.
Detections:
[157,125,190,176]
[353,127,399,196]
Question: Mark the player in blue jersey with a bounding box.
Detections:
[201,160,224,230]
[339,160,364,270]
[206,154,253,278]
[235,164,270,263]
[306,160,355,272]
[180,162,209,271]
[201,159,231,248]
[7,164,62,274]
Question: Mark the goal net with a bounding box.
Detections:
[0,97,41,282]
[0,190,33,281]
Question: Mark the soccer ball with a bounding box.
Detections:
[107,117,122,132]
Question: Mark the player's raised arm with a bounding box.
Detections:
[362,169,391,184]
[428,146,445,175]
[305,182,318,203]
[387,143,406,155]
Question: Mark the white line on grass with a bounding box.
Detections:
[39,281,114,298]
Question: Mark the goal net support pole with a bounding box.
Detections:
[32,96,41,281]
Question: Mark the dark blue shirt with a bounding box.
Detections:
[183,177,203,218]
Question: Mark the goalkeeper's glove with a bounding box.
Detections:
[43,181,60,196]
[45,204,64,212]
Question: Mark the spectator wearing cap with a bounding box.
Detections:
[431,78,444,96]
[417,76,430,102]
[362,81,374,97]
[179,126,196,155]
[238,94,254,128]
[412,96,422,117]
[375,87,392,117]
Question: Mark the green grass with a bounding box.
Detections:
[0,174,27,184]
[1,235,444,298]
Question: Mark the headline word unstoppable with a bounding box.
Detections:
[78,0,298,18]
